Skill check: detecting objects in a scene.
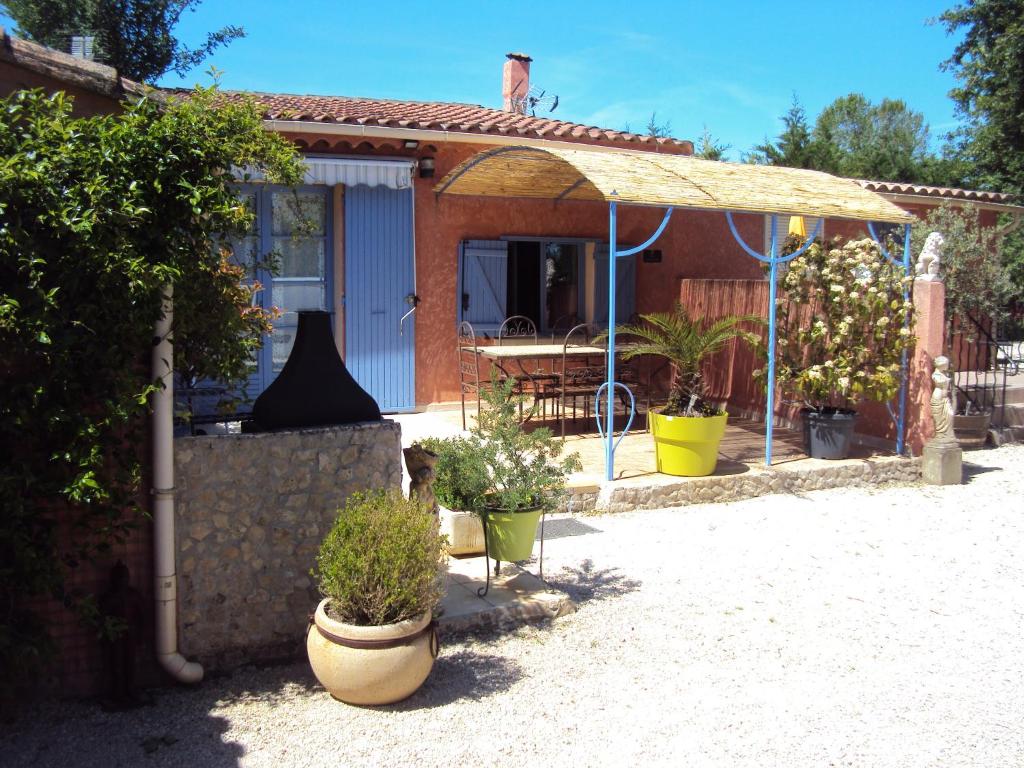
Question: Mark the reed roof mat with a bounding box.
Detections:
[435,145,916,224]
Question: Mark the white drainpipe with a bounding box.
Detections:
[152,284,204,684]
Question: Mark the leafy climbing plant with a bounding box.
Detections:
[0,82,304,692]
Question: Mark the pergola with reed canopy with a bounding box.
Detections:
[435,145,918,481]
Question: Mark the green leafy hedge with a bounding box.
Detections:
[0,84,304,692]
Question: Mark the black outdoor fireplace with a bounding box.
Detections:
[248,310,381,431]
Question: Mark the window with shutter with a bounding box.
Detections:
[457,238,587,335]
[459,240,508,333]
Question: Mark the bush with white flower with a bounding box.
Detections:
[761,237,915,411]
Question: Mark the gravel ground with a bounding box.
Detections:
[3,445,1024,768]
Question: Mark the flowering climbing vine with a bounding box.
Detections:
[763,237,915,410]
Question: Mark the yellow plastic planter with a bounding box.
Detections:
[649,411,728,476]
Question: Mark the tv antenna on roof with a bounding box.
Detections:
[516,85,559,117]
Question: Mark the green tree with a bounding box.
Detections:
[911,202,1010,332]
[694,125,731,161]
[0,84,302,694]
[939,1,1024,303]
[748,93,937,183]
[939,0,1024,193]
[1,0,243,82]
[607,305,760,416]
[645,111,671,138]
[747,95,815,168]
[811,94,931,181]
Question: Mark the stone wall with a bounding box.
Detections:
[572,455,922,514]
[174,420,402,669]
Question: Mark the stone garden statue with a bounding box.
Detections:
[930,355,956,442]
[923,354,963,484]
[916,231,944,281]
[403,443,439,515]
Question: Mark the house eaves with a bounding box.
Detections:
[857,179,1022,214]
[0,25,146,101]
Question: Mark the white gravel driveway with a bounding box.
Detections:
[3,445,1023,767]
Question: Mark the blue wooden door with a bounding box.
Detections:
[344,185,416,412]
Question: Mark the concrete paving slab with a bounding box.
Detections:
[437,556,575,633]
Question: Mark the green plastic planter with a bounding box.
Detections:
[482,505,542,562]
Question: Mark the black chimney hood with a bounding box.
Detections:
[249,310,381,431]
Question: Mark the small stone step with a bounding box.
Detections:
[992,402,1024,429]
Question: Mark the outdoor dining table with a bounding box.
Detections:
[472,342,609,423]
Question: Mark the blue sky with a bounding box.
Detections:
[2,1,964,160]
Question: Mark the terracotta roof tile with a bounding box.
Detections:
[225,90,692,153]
[857,179,1017,205]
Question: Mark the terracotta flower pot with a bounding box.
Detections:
[306,599,438,706]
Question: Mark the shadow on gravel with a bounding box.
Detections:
[384,649,523,710]
[0,694,247,768]
[963,461,1000,483]
[210,663,318,705]
[546,558,642,605]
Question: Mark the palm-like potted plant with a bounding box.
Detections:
[609,304,761,476]
[307,490,446,706]
[472,375,581,562]
[770,237,914,459]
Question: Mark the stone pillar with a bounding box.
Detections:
[908,278,946,454]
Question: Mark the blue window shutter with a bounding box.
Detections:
[460,240,508,333]
[593,244,637,325]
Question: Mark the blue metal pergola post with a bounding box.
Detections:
[765,215,779,466]
[604,202,675,481]
[725,212,820,466]
[605,202,618,481]
[867,221,914,456]
[898,223,912,456]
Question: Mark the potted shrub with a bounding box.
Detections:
[307,490,446,706]
[420,436,491,555]
[472,376,581,562]
[609,304,760,476]
[770,237,914,459]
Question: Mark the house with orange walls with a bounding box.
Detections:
[227,52,1019,417]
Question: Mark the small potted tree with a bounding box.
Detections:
[420,436,491,555]
[307,490,446,706]
[770,237,915,459]
[472,376,581,562]
[610,304,760,476]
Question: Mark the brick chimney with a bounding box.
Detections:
[502,52,532,113]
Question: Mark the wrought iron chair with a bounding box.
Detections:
[549,323,604,438]
[456,320,483,430]
[497,315,538,345]
[549,312,581,338]
[497,314,558,419]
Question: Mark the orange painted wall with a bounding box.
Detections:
[408,142,762,405]
[0,60,123,116]
[301,134,1004,411]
